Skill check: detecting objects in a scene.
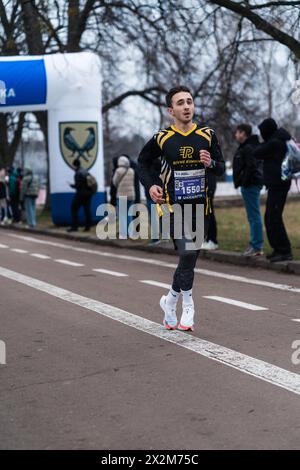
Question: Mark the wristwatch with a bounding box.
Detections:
[209,159,216,169]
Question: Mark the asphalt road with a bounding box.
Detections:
[0,229,300,450]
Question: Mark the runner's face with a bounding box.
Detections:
[168,92,195,124]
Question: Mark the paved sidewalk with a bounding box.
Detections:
[1,223,300,276]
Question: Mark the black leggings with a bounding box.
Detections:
[206,198,217,243]
[71,192,92,229]
[172,238,200,292]
[170,206,209,292]
[265,185,291,255]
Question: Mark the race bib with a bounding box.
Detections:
[174,169,206,201]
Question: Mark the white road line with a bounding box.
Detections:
[140,280,171,289]
[203,296,268,311]
[93,269,128,277]
[11,248,28,254]
[0,243,9,248]
[30,253,51,260]
[6,233,300,295]
[54,259,84,267]
[0,265,299,396]
[292,319,300,323]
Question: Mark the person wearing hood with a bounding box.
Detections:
[110,154,140,207]
[233,123,264,257]
[112,155,136,238]
[20,167,40,228]
[253,118,292,262]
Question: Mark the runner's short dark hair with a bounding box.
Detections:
[165,86,193,107]
[236,123,252,137]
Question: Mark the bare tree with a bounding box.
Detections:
[210,0,300,60]
[1,0,299,173]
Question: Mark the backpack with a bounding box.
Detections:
[281,139,300,181]
[86,173,98,194]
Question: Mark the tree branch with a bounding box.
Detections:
[210,0,300,60]
[102,87,166,113]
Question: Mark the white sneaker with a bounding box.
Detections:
[204,240,218,250]
[178,303,195,331]
[160,295,177,330]
[201,241,209,249]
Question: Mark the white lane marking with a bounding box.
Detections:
[30,253,51,260]
[0,243,9,248]
[292,319,300,323]
[196,268,300,294]
[93,269,128,277]
[7,233,300,294]
[0,265,300,396]
[140,280,171,289]
[54,259,84,267]
[203,296,268,311]
[11,248,28,254]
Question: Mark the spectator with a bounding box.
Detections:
[109,156,119,207]
[113,155,136,238]
[201,172,218,250]
[254,118,292,262]
[67,159,93,232]
[8,167,21,223]
[233,123,264,256]
[0,168,9,224]
[20,168,40,228]
[17,167,25,223]
[144,158,162,245]
[110,155,140,207]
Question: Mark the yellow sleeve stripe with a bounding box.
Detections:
[158,130,175,149]
[156,131,166,146]
[195,128,213,146]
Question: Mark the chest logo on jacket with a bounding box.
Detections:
[59,122,98,170]
[179,146,194,159]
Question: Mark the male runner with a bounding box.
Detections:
[137,86,225,331]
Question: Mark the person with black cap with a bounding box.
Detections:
[254,118,293,262]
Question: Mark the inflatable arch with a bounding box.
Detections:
[0,52,105,225]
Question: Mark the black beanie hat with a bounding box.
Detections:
[258,118,278,141]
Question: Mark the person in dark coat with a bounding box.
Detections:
[144,157,162,245]
[233,123,264,256]
[67,159,93,232]
[201,171,218,250]
[0,168,8,224]
[253,118,292,262]
[8,167,21,223]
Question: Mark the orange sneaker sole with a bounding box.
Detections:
[177,323,194,332]
[163,320,177,330]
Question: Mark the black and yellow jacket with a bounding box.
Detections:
[137,123,225,210]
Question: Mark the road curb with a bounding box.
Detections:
[1,224,300,276]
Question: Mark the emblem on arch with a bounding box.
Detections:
[59,121,98,170]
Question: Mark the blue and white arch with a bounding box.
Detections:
[0,52,106,225]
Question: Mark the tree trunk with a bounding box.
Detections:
[19,0,52,209]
